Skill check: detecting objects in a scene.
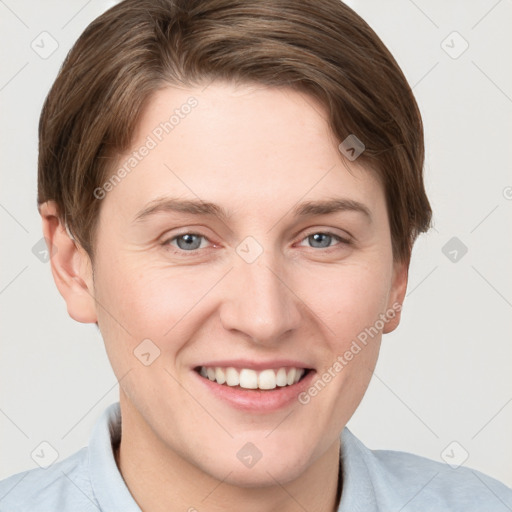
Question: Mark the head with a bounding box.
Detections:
[39,0,431,488]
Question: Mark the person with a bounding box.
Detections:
[0,0,511,510]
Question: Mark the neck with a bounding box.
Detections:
[114,398,343,512]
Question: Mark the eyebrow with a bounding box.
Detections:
[132,196,372,223]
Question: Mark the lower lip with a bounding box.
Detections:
[193,369,316,412]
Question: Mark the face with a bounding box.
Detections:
[83,81,407,486]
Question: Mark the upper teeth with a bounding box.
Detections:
[199,366,306,390]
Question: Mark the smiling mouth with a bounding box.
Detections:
[194,366,312,391]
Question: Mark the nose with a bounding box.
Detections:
[219,249,302,346]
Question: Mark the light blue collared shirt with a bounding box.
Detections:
[1,402,511,511]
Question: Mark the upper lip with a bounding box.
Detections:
[194,359,314,371]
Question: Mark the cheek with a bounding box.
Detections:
[93,258,215,354]
[301,261,392,341]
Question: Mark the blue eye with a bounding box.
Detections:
[168,233,207,251]
[299,232,349,250]
[305,232,338,249]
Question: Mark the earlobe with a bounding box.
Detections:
[382,257,409,334]
[39,201,98,324]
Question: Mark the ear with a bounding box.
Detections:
[382,256,409,334]
[39,201,97,323]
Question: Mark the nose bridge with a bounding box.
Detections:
[220,244,301,344]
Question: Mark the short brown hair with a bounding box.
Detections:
[38,0,432,263]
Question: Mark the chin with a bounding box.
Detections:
[215,461,308,489]
[195,444,314,489]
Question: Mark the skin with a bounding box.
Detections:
[40,81,408,512]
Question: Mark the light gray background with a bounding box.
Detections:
[1,0,511,489]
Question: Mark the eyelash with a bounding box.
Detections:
[162,230,352,255]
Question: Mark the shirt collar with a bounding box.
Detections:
[88,402,142,512]
[338,428,379,512]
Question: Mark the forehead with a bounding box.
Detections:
[104,81,386,224]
